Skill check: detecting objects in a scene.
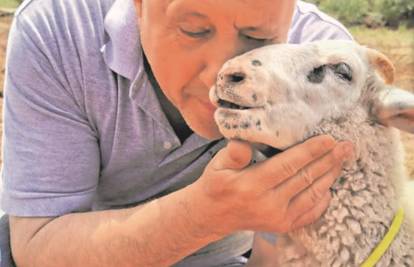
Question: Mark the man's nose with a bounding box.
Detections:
[199,40,250,88]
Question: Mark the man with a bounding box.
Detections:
[1,0,354,266]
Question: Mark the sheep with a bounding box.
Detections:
[209,40,414,267]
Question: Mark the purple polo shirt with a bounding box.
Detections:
[1,0,352,265]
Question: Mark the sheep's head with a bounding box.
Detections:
[209,40,414,149]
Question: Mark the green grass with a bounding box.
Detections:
[0,0,20,9]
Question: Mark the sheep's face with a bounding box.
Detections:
[209,40,395,149]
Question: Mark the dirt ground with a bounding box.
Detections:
[0,15,413,179]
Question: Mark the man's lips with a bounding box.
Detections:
[200,99,217,113]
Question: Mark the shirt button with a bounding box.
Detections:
[163,141,172,150]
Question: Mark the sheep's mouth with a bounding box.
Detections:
[217,98,263,110]
[217,99,251,110]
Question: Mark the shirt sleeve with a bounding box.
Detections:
[1,15,100,217]
[289,1,354,43]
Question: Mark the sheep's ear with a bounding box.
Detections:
[373,88,414,133]
[366,48,395,84]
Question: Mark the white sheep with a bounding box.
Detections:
[209,40,414,266]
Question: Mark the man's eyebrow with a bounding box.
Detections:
[235,26,259,33]
[178,11,209,20]
[233,20,280,36]
[234,25,275,36]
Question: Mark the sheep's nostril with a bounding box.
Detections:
[226,72,246,84]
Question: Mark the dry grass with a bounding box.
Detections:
[0,16,413,177]
[0,16,12,98]
[350,26,414,90]
[0,16,13,154]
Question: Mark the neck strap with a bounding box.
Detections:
[360,208,405,267]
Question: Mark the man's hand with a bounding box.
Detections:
[189,135,354,235]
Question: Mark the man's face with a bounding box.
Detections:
[135,0,296,139]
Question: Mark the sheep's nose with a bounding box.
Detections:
[225,72,246,84]
[217,68,247,88]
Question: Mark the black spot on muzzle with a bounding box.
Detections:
[251,59,262,66]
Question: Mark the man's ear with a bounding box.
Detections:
[366,48,395,84]
[372,87,414,133]
[134,0,143,18]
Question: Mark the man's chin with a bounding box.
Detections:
[189,123,223,140]
[199,131,223,141]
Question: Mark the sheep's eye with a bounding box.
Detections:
[307,65,326,84]
[333,63,352,82]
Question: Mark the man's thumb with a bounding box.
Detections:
[211,140,253,171]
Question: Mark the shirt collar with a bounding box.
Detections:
[101,0,152,105]
[101,0,141,81]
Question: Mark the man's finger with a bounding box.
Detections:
[290,191,332,230]
[243,135,337,191]
[286,164,342,220]
[276,141,352,200]
[210,139,253,171]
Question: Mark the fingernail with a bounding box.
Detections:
[342,144,355,168]
[343,159,353,169]
[342,143,354,157]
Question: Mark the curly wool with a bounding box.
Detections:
[210,40,414,266]
[281,105,414,266]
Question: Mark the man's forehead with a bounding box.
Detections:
[163,0,294,24]
[164,0,292,10]
[166,0,290,4]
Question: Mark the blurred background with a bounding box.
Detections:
[0,0,413,180]
[308,0,413,28]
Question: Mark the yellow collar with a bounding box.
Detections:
[360,208,405,267]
